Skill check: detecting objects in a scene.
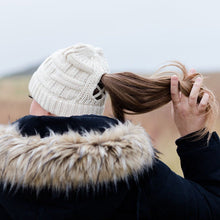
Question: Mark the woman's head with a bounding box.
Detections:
[28,43,109,116]
[29,44,218,138]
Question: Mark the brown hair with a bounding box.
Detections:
[101,62,218,140]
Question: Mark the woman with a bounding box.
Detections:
[0,43,219,220]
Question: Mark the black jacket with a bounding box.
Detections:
[0,115,219,220]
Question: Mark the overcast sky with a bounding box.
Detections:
[1,0,220,76]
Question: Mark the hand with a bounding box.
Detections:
[170,69,209,137]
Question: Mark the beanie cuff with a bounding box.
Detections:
[29,74,105,116]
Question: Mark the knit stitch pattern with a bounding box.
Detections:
[29,43,110,116]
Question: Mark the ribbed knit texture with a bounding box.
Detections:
[28,43,110,116]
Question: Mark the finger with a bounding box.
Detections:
[171,102,174,115]
[180,91,189,105]
[198,93,209,112]
[188,77,203,106]
[189,68,197,74]
[170,75,180,105]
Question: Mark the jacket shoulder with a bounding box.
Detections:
[0,115,156,193]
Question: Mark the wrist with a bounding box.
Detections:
[176,128,209,147]
[178,126,206,137]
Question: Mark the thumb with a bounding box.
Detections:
[171,102,174,118]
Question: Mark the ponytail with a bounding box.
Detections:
[101,62,218,139]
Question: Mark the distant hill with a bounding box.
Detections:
[1,63,40,79]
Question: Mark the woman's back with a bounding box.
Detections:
[0,114,219,220]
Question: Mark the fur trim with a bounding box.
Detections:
[0,122,155,191]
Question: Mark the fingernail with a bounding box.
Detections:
[190,68,196,73]
[204,93,209,98]
[196,77,202,82]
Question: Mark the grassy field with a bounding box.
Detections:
[0,73,219,176]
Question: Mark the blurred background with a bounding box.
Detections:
[0,0,219,175]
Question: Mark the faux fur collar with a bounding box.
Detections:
[0,122,155,191]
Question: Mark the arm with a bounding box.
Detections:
[171,68,220,196]
[176,130,220,196]
[140,71,219,219]
[140,132,220,220]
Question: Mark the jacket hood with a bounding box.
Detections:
[0,121,155,192]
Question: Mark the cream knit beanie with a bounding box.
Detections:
[28,43,110,116]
